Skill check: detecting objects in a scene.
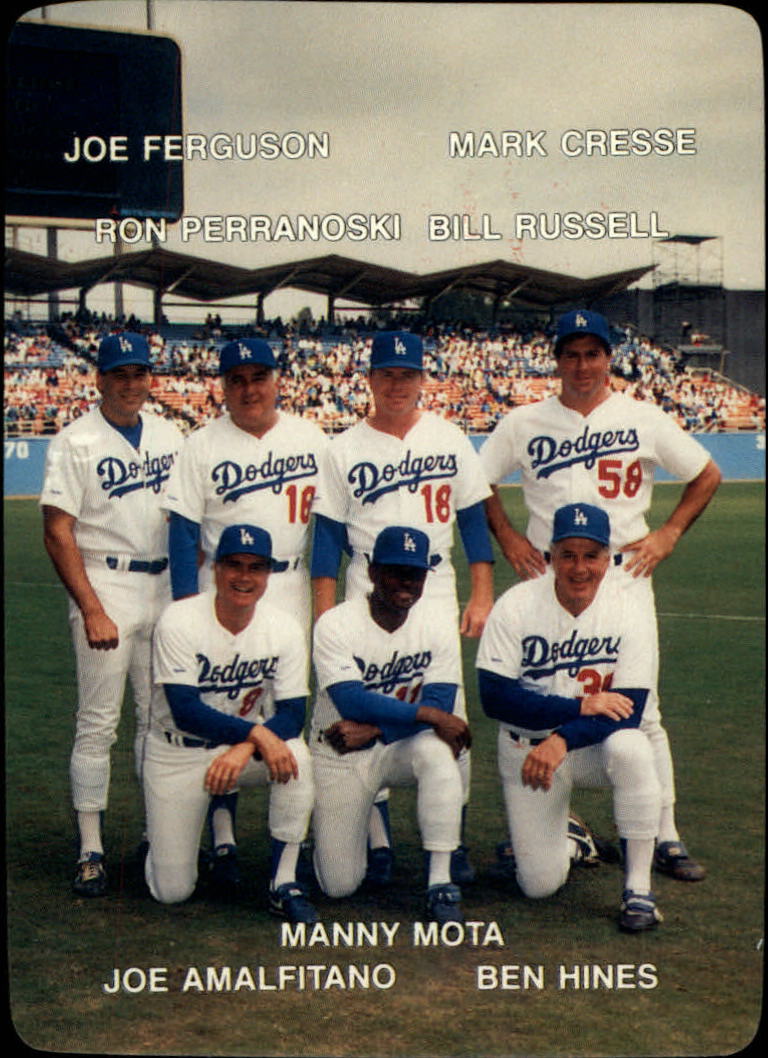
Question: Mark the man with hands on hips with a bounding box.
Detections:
[480,309,720,881]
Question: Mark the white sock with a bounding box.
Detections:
[272,843,300,889]
[624,837,655,894]
[427,851,452,887]
[368,805,390,849]
[77,811,103,857]
[656,805,679,844]
[211,807,236,849]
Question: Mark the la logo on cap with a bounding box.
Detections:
[575,313,589,328]
[119,336,133,353]
[239,343,253,360]
[403,531,417,552]
[394,337,407,356]
[573,508,588,525]
[239,527,255,545]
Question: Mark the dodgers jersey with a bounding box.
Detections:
[480,392,710,551]
[150,592,308,738]
[164,411,328,569]
[314,412,491,601]
[311,594,463,740]
[476,567,656,739]
[39,407,182,558]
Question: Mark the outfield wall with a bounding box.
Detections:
[4,432,765,497]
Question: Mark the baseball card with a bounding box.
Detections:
[4,3,764,1056]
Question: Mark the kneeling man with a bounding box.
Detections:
[477,503,662,932]
[311,526,471,923]
[143,524,316,922]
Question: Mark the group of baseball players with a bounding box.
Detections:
[40,308,721,931]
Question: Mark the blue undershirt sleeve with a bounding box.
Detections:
[456,501,494,565]
[377,682,458,744]
[168,512,202,599]
[557,689,648,750]
[164,683,255,744]
[263,696,306,741]
[328,680,420,726]
[478,668,581,728]
[310,514,349,579]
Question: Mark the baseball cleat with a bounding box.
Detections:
[619,889,663,933]
[489,839,517,881]
[208,843,242,899]
[365,846,394,886]
[568,814,604,867]
[654,840,706,882]
[450,845,476,885]
[73,852,107,897]
[295,839,317,888]
[269,881,318,923]
[426,882,464,925]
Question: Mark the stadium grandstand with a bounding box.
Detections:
[4,310,764,440]
[4,247,764,440]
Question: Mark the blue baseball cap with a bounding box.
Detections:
[370,331,423,371]
[97,332,152,372]
[554,309,612,356]
[219,338,276,375]
[215,524,288,571]
[551,504,611,548]
[370,525,439,570]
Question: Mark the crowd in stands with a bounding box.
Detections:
[4,311,765,439]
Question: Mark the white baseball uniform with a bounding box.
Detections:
[315,411,492,614]
[480,390,711,802]
[313,411,492,815]
[143,592,314,904]
[310,595,463,898]
[164,411,328,631]
[39,406,182,812]
[477,567,661,898]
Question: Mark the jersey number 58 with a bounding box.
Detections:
[597,458,642,498]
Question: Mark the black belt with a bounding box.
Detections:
[509,731,547,746]
[164,730,218,749]
[106,556,168,574]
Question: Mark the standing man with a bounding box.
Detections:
[143,524,316,923]
[477,503,663,932]
[40,332,183,896]
[163,337,328,885]
[311,331,494,884]
[311,526,470,923]
[481,309,721,880]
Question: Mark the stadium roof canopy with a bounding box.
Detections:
[3,245,653,321]
[405,259,653,311]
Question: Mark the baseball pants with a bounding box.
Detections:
[312,729,463,898]
[618,569,677,819]
[69,563,170,813]
[142,731,314,904]
[498,726,661,900]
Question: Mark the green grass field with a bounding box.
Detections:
[5,483,765,1057]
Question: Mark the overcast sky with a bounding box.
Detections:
[11,1,765,319]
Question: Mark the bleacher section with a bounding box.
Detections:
[4,322,765,439]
